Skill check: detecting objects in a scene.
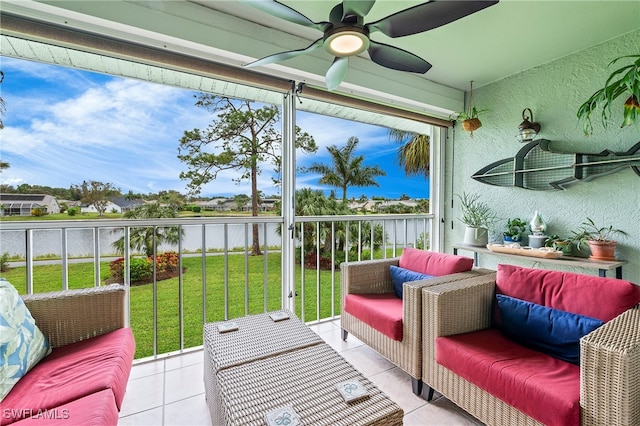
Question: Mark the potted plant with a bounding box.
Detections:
[576,54,640,135]
[544,234,573,256]
[503,218,527,243]
[450,81,488,137]
[457,192,497,246]
[571,217,628,260]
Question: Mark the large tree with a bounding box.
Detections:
[178,95,316,255]
[388,129,430,177]
[72,180,119,216]
[309,136,386,203]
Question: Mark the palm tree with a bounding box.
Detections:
[388,129,430,177]
[309,136,386,203]
[112,203,183,257]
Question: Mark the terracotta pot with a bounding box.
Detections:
[587,240,617,261]
[462,118,482,132]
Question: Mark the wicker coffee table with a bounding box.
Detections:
[203,311,403,425]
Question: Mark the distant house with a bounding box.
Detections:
[80,197,145,214]
[110,197,146,213]
[0,193,61,216]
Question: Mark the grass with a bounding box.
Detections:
[3,252,354,359]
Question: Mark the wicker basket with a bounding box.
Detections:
[462,118,482,132]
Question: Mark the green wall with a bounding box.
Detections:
[445,29,640,282]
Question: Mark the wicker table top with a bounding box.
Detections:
[215,343,403,426]
[203,310,323,371]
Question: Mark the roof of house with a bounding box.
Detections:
[109,197,146,208]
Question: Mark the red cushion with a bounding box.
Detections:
[2,328,135,425]
[496,264,640,322]
[399,248,473,277]
[437,329,580,426]
[11,390,119,426]
[344,294,403,341]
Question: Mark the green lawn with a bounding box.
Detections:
[3,253,349,359]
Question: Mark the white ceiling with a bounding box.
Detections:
[1,0,639,114]
[193,0,640,91]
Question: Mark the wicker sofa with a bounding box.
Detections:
[2,284,135,425]
[422,264,640,426]
[340,248,491,396]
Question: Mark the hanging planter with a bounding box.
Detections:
[577,54,640,135]
[450,81,487,138]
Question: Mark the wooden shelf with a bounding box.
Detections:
[453,243,627,279]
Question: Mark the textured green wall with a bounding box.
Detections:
[445,29,640,282]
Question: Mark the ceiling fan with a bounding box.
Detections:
[243,0,499,90]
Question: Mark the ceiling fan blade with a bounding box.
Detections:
[367,0,498,38]
[242,0,331,32]
[368,40,431,73]
[342,1,376,20]
[325,56,349,91]
[245,38,324,68]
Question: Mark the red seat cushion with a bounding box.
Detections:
[344,293,403,341]
[399,248,473,277]
[11,389,119,426]
[496,264,640,322]
[1,328,135,425]
[437,328,580,426]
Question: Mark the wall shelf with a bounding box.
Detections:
[453,243,626,279]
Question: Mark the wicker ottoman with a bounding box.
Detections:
[203,311,403,425]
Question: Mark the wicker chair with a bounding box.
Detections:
[340,257,491,396]
[421,272,640,426]
[22,284,127,348]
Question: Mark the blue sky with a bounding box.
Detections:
[0,56,430,200]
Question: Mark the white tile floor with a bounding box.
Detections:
[119,320,483,425]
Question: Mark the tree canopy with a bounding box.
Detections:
[71,180,119,216]
[309,136,386,203]
[178,95,317,255]
[388,129,430,177]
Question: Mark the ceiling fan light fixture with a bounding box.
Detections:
[324,27,369,57]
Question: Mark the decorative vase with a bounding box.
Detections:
[587,240,617,261]
[464,226,488,246]
[529,210,546,235]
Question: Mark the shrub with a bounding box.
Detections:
[108,257,153,282]
[0,252,10,272]
[191,206,201,213]
[130,258,153,281]
[31,207,45,217]
[67,207,80,216]
[148,251,179,275]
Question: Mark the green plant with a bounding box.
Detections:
[0,252,9,272]
[450,106,488,121]
[456,192,497,229]
[577,54,640,135]
[545,234,573,254]
[503,218,527,239]
[571,218,628,250]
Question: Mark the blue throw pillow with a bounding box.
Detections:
[0,279,52,401]
[389,266,434,299]
[496,294,604,365]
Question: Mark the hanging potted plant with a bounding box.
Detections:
[576,54,640,135]
[450,81,488,137]
[571,217,628,261]
[457,192,497,246]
